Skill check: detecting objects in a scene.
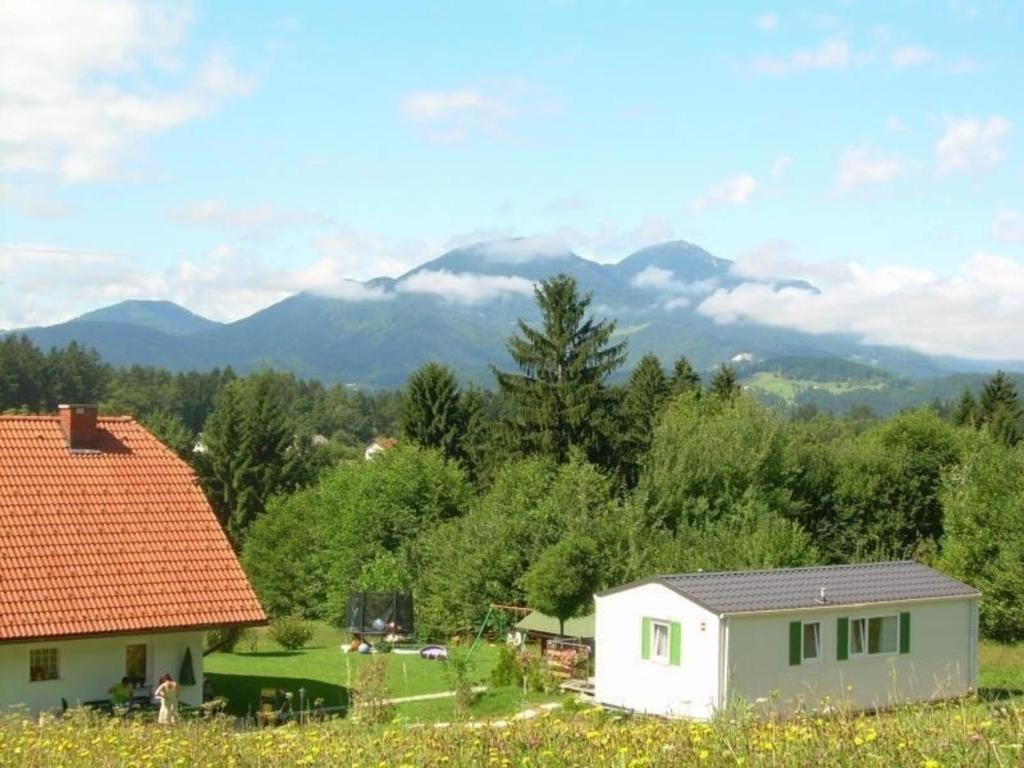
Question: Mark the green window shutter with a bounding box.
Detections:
[899,612,911,654]
[837,617,849,661]
[789,621,802,666]
[641,617,651,660]
[669,621,682,666]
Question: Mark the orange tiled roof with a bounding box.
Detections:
[0,415,267,642]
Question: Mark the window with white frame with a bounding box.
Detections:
[29,648,59,681]
[651,620,670,662]
[802,622,821,661]
[850,615,898,656]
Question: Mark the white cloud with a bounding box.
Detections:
[474,236,571,263]
[171,199,332,237]
[948,55,980,75]
[0,183,72,218]
[886,116,907,133]
[399,84,519,144]
[631,266,718,297]
[890,45,933,68]
[993,209,1024,244]
[312,231,435,280]
[0,243,166,327]
[771,155,793,179]
[0,235,413,328]
[690,173,758,212]
[751,38,850,76]
[755,13,779,31]
[396,270,534,304]
[0,0,252,182]
[698,251,1024,360]
[936,116,1013,174]
[836,145,905,193]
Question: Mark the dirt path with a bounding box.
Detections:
[383,686,487,705]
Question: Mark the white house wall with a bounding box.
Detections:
[724,598,978,715]
[0,630,204,714]
[595,583,721,719]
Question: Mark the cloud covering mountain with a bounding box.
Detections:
[7,238,1019,387]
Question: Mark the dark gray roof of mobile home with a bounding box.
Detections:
[597,561,979,615]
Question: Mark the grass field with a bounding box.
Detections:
[745,371,889,403]
[5,689,1023,767]
[206,622,1024,725]
[979,641,1024,697]
[204,622,558,721]
[4,640,1023,766]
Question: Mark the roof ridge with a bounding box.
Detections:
[0,414,137,422]
[659,560,919,580]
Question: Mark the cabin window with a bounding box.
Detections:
[29,648,59,681]
[802,622,821,661]
[651,621,670,663]
[850,615,898,656]
[126,643,148,685]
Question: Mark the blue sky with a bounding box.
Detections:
[2,1,1024,358]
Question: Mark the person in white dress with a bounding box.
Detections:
[154,673,180,724]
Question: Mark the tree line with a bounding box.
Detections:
[239,276,1024,642]
[3,277,1022,640]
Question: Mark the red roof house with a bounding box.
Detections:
[0,405,266,713]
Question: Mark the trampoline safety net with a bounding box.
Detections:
[346,591,414,635]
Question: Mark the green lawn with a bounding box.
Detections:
[206,624,1024,722]
[204,622,549,720]
[979,641,1024,698]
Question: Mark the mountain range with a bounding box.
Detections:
[3,239,1012,388]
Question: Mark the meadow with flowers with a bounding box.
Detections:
[1,694,1022,768]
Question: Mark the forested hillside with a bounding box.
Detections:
[3,276,1023,643]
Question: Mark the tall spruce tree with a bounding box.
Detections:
[669,355,701,396]
[952,389,979,427]
[979,371,1023,445]
[200,372,306,547]
[494,274,626,465]
[708,364,741,400]
[401,363,465,462]
[458,384,493,483]
[617,354,670,487]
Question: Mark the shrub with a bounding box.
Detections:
[445,647,479,719]
[269,616,314,650]
[490,645,525,688]
[351,654,392,724]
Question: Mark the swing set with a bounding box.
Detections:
[465,603,531,660]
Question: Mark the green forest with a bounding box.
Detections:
[2,275,1023,643]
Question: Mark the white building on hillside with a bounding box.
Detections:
[0,405,266,714]
[594,561,979,719]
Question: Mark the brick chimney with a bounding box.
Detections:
[58,404,99,449]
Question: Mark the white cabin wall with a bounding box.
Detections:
[725,598,978,714]
[0,630,204,714]
[595,583,721,719]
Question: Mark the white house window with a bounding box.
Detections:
[29,648,59,681]
[651,621,670,662]
[850,615,898,656]
[126,643,147,685]
[802,622,820,661]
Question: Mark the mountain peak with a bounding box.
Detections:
[76,300,220,336]
[614,240,733,281]
[403,237,579,279]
